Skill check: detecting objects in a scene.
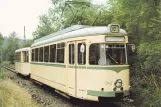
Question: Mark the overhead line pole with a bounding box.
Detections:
[24,26,26,43]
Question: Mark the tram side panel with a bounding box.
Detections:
[76,66,130,101]
[15,62,21,73]
[21,62,30,76]
[18,51,30,76]
[20,50,31,76]
[67,65,76,97]
[30,63,68,93]
[15,48,31,76]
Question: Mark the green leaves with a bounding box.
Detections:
[0,33,4,47]
[33,14,55,39]
[23,40,34,48]
[33,0,111,39]
[3,32,20,64]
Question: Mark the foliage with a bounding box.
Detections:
[111,0,161,106]
[0,33,3,47]
[33,14,55,39]
[3,31,20,64]
[0,69,4,80]
[33,0,112,39]
[0,33,4,63]
[23,39,34,47]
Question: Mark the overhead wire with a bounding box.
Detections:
[61,1,103,27]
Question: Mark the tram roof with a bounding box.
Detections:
[31,25,127,47]
[15,47,30,53]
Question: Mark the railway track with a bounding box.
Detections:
[2,66,16,72]
[1,66,134,107]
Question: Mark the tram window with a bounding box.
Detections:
[89,44,126,65]
[26,51,29,62]
[44,46,49,62]
[32,49,35,61]
[57,43,65,63]
[50,44,56,62]
[23,52,25,62]
[15,53,21,62]
[39,47,44,62]
[78,43,86,65]
[35,48,38,62]
[69,44,74,64]
[23,51,28,62]
[107,45,126,65]
[89,44,100,65]
[61,43,65,47]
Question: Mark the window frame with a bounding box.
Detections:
[56,42,65,63]
[39,47,44,62]
[69,44,75,64]
[35,48,38,62]
[50,44,56,63]
[15,52,21,62]
[44,46,49,62]
[23,51,29,62]
[89,43,127,65]
[77,42,86,65]
[31,49,35,62]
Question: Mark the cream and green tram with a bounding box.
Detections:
[15,47,31,76]
[30,24,130,101]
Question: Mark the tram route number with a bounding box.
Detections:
[112,26,116,31]
[110,25,119,33]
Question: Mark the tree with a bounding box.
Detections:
[0,33,4,63]
[0,33,3,46]
[32,0,109,39]
[4,31,20,64]
[109,0,161,106]
[23,40,34,47]
[32,14,55,39]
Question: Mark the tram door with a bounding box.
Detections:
[68,42,76,97]
[67,41,86,97]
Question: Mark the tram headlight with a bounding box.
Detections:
[115,79,122,88]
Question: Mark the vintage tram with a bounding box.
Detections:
[15,24,131,101]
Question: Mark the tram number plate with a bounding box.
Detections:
[110,25,119,33]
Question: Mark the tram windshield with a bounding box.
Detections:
[89,44,127,65]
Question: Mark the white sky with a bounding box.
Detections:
[0,0,106,40]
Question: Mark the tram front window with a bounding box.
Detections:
[89,44,127,65]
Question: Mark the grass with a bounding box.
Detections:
[0,79,40,107]
[0,66,40,107]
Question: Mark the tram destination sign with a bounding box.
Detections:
[105,36,125,42]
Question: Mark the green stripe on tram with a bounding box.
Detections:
[68,65,129,72]
[31,62,129,72]
[31,63,65,68]
[87,90,130,97]
[68,66,86,69]
[87,66,129,72]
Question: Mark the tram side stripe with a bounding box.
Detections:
[31,62,129,72]
[31,63,65,68]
